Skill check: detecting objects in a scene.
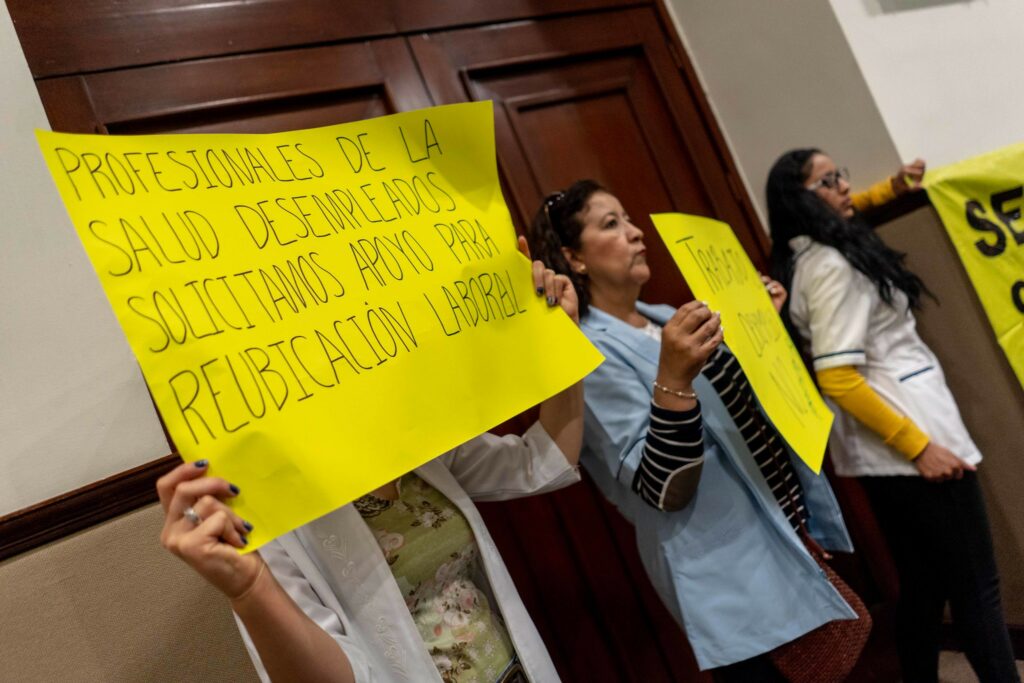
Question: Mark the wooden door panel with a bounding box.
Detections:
[8,0,396,79]
[477,57,715,304]
[9,0,650,79]
[36,39,432,135]
[392,0,642,33]
[411,7,765,308]
[107,94,390,136]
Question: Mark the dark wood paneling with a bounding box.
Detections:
[0,454,178,561]
[37,39,432,135]
[7,0,396,79]
[410,7,767,308]
[393,0,647,32]
[9,0,652,80]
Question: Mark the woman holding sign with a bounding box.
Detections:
[530,180,864,682]
[158,243,583,683]
[766,150,1019,683]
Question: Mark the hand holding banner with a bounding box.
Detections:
[651,213,833,472]
[36,102,603,549]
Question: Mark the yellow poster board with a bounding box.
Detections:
[651,213,832,473]
[924,144,1024,390]
[36,102,603,549]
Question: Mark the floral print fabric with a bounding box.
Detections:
[356,474,517,682]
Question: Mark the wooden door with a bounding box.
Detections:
[411,7,766,306]
[36,39,432,135]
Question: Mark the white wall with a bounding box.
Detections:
[830,0,1024,167]
[662,0,901,223]
[0,5,168,516]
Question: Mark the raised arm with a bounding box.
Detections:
[522,234,585,466]
[157,462,356,683]
[586,302,721,512]
[850,158,926,213]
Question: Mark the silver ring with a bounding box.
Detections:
[183,506,202,526]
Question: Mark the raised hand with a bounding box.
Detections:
[656,301,722,403]
[892,158,926,195]
[157,460,264,599]
[519,234,579,324]
[760,274,787,313]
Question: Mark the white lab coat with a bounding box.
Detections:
[787,235,982,476]
[235,422,579,682]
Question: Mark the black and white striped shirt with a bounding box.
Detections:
[634,401,704,510]
[633,343,808,529]
[702,347,807,530]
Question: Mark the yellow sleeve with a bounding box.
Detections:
[816,365,929,460]
[850,177,897,213]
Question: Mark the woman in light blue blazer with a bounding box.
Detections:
[529,180,860,682]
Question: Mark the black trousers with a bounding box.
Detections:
[712,653,786,683]
[860,471,1019,683]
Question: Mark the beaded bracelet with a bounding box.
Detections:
[652,380,697,400]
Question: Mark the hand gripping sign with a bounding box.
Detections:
[36,101,603,549]
[651,213,833,473]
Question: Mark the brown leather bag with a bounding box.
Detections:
[768,530,872,683]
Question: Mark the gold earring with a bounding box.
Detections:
[577,265,587,274]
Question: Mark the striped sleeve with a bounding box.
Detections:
[633,401,705,511]
[704,346,808,530]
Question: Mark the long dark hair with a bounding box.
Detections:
[528,179,605,317]
[766,148,930,310]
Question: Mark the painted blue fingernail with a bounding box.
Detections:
[243,520,254,532]
[240,536,249,546]
[194,459,209,468]
[229,483,240,495]
[546,295,556,306]
[536,286,544,295]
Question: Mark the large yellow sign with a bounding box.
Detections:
[37,102,603,549]
[925,144,1024,390]
[651,213,833,473]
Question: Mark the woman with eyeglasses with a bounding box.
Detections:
[530,181,864,683]
[767,149,1019,683]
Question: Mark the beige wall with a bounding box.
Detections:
[664,0,1024,623]
[0,504,258,682]
[662,0,900,222]
[0,3,168,517]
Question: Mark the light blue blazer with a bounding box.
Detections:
[581,302,857,670]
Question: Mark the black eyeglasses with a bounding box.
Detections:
[806,167,850,191]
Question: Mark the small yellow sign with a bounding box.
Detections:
[651,213,833,473]
[925,144,1024,391]
[36,102,603,549]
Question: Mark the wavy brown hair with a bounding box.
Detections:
[527,179,605,317]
